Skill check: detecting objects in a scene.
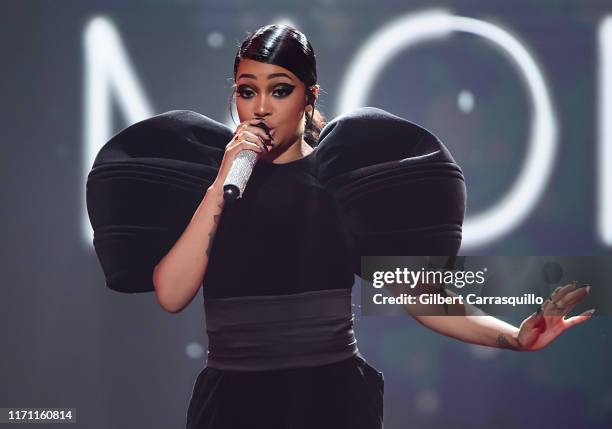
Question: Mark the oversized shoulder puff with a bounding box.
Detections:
[315,107,466,266]
[86,107,466,294]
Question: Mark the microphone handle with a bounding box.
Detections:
[222,149,259,202]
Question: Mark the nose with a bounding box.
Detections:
[254,94,272,118]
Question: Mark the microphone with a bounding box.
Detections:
[223,122,271,202]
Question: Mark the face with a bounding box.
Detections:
[234,59,315,154]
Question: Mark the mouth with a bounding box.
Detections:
[256,119,272,129]
[263,126,275,143]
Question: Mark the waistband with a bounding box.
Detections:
[204,288,359,371]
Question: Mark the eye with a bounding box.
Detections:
[236,86,255,99]
[273,85,295,98]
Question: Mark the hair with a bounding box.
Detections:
[231,24,326,147]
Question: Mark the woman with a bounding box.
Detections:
[87,24,594,429]
[155,25,386,428]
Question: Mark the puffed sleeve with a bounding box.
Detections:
[86,110,232,293]
[315,107,466,275]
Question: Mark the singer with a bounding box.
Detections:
[86,24,594,429]
[173,24,384,428]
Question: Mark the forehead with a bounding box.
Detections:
[236,59,299,81]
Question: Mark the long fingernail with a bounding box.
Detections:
[587,308,596,316]
[586,285,591,293]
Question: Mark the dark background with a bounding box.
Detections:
[2,1,611,428]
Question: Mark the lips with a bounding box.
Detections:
[263,126,274,142]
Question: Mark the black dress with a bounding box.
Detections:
[85,107,466,429]
[185,152,383,428]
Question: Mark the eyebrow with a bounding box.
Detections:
[237,72,293,81]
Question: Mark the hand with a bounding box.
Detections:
[514,282,594,352]
[211,119,273,190]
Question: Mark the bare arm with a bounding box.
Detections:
[413,303,522,351]
[386,283,522,351]
[152,184,225,313]
[387,275,593,352]
[151,118,271,313]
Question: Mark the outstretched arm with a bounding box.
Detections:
[386,282,594,352]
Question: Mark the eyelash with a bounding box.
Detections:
[237,85,294,99]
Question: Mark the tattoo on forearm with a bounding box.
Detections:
[496,333,519,350]
[205,203,224,258]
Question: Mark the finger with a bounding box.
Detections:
[564,309,595,328]
[550,281,578,301]
[563,284,590,304]
[241,129,270,146]
[541,299,560,316]
[234,119,264,135]
[234,128,271,148]
[540,284,570,316]
[238,130,266,146]
[237,140,265,153]
[245,123,273,142]
[242,118,271,132]
[233,130,268,149]
[523,310,544,330]
[226,139,264,154]
[549,285,564,301]
[555,285,590,316]
[233,122,248,134]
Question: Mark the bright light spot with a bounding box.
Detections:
[457,89,475,113]
[185,342,205,359]
[598,16,612,246]
[83,16,154,245]
[207,31,225,48]
[415,389,439,415]
[274,17,299,30]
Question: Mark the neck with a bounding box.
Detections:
[268,136,313,164]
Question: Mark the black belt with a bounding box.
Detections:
[204,288,359,371]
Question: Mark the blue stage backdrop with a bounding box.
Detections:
[2,1,611,428]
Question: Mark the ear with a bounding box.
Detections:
[305,85,320,113]
[310,84,320,100]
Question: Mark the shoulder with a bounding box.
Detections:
[119,110,232,141]
[314,107,457,182]
[319,106,436,142]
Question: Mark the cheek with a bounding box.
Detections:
[277,111,301,135]
[282,95,306,123]
[236,103,248,121]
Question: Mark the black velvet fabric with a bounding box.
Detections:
[86,107,465,294]
[86,110,231,293]
[316,108,466,261]
[202,150,355,299]
[185,353,384,429]
[86,107,465,428]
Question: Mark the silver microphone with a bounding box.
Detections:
[223,122,271,202]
